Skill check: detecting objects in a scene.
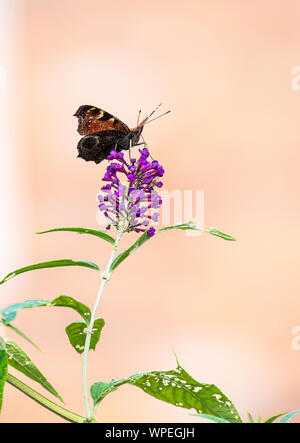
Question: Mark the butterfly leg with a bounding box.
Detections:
[128,138,133,162]
[141,134,148,149]
[140,135,154,160]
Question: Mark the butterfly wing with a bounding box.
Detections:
[74,105,130,136]
[77,130,131,164]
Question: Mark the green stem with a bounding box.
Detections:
[82,226,124,420]
[6,373,87,423]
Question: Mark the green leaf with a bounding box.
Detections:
[248,412,255,423]
[51,295,91,324]
[5,339,63,402]
[191,413,230,423]
[158,222,236,241]
[1,295,91,326]
[158,222,199,232]
[109,223,235,274]
[0,295,92,351]
[277,409,300,423]
[127,365,241,423]
[65,318,105,354]
[0,338,8,412]
[36,227,115,245]
[206,227,236,241]
[0,295,91,350]
[0,259,100,285]
[264,412,287,423]
[110,231,151,272]
[1,300,50,323]
[0,319,41,351]
[90,363,241,423]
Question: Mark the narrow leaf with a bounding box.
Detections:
[51,295,91,324]
[264,412,287,423]
[1,295,91,326]
[1,300,50,323]
[158,222,199,232]
[0,338,8,412]
[36,227,115,245]
[5,339,63,402]
[109,223,235,273]
[191,413,230,423]
[110,231,151,272]
[248,412,255,423]
[65,318,105,354]
[0,259,100,285]
[278,409,300,423]
[0,319,41,350]
[206,227,236,241]
[159,222,236,241]
[0,295,92,351]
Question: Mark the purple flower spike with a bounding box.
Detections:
[97,147,164,234]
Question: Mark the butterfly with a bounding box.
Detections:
[74,104,169,164]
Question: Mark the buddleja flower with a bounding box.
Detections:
[98,148,164,236]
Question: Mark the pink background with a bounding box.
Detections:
[1,0,300,422]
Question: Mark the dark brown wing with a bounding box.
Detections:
[74,105,130,136]
[77,130,129,164]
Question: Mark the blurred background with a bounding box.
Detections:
[1,0,300,423]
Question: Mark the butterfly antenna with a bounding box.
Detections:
[137,109,142,126]
[138,103,162,126]
[142,110,171,125]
